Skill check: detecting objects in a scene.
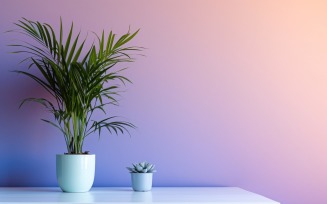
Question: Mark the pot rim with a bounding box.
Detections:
[130,172,153,174]
[56,154,96,156]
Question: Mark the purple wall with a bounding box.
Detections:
[1,1,327,204]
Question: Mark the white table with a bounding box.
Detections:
[0,187,280,203]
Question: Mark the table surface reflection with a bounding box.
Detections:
[0,187,280,203]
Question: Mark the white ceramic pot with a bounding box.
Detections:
[131,173,153,192]
[56,154,95,193]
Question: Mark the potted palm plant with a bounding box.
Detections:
[9,18,141,192]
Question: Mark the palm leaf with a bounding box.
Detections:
[9,17,142,154]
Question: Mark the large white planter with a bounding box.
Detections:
[56,154,95,193]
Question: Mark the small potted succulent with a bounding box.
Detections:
[127,162,156,192]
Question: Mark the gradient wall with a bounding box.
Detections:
[1,1,327,204]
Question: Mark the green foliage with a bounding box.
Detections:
[127,162,156,173]
[9,18,142,154]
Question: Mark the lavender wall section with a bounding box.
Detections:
[1,1,327,204]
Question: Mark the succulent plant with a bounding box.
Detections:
[127,162,156,173]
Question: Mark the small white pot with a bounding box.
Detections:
[131,173,153,192]
[56,154,95,193]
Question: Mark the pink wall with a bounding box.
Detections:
[1,1,327,203]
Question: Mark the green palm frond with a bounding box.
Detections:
[9,18,142,154]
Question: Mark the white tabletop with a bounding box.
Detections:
[0,187,280,204]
